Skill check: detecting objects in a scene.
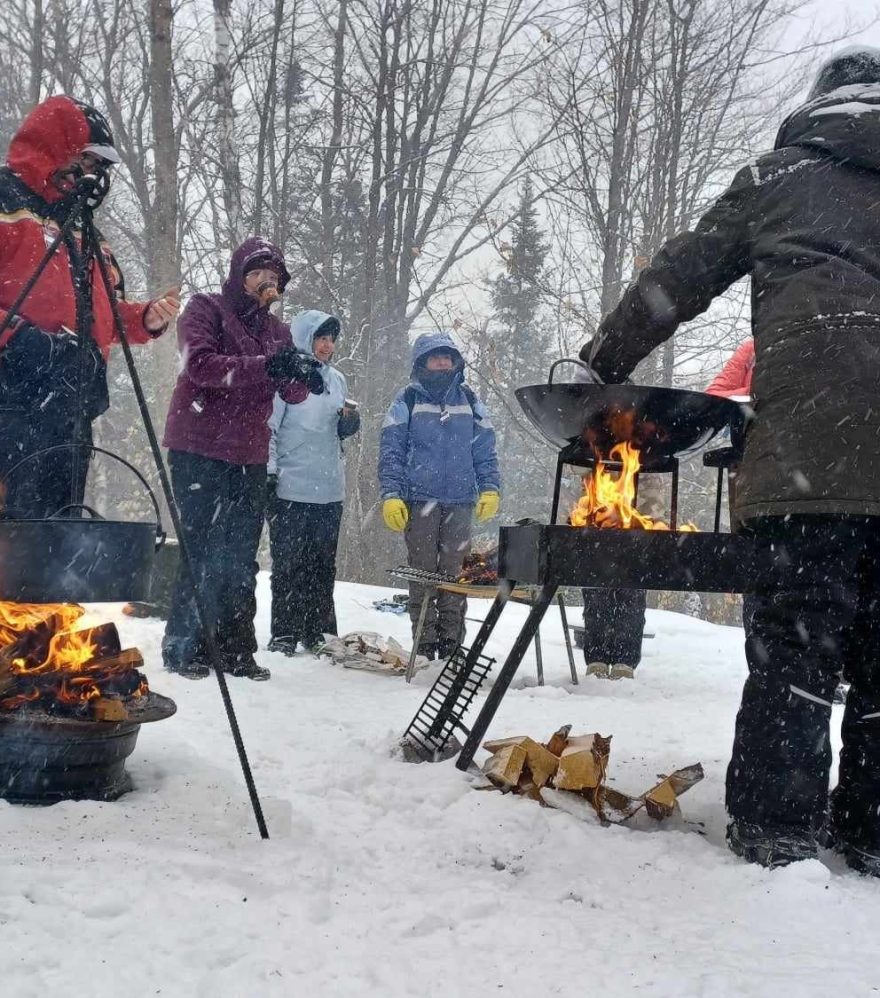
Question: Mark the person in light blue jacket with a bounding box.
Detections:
[379,330,500,660]
[266,309,359,655]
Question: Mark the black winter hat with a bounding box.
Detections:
[808,47,880,100]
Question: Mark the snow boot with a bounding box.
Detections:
[268,635,298,657]
[842,844,880,877]
[417,643,437,662]
[225,654,271,681]
[726,820,817,868]
[609,663,635,680]
[586,661,611,679]
[437,638,460,662]
[164,660,210,680]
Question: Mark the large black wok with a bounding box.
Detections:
[0,445,164,603]
[516,359,745,469]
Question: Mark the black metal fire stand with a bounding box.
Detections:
[0,174,269,838]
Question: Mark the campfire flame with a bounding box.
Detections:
[0,601,149,717]
[0,602,97,673]
[570,443,697,532]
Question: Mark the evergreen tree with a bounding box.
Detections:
[484,178,555,524]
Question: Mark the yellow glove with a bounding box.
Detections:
[382,498,409,532]
[475,490,500,522]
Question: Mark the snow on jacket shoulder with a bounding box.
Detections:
[378,376,500,505]
[268,309,353,504]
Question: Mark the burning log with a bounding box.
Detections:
[0,600,149,721]
[570,442,697,532]
[458,547,499,585]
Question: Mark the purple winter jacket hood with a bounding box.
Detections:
[163,238,301,465]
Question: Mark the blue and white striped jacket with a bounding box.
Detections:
[378,334,500,505]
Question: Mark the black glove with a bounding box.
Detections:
[305,367,324,395]
[338,410,360,440]
[266,347,320,385]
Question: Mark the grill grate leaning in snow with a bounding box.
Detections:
[401,644,495,761]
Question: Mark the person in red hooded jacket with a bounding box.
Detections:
[0,96,178,517]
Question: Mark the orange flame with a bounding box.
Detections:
[0,601,98,674]
[570,443,697,532]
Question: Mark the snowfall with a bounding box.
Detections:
[3,578,880,998]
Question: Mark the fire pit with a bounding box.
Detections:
[399,365,827,771]
[0,601,176,803]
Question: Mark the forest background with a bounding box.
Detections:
[0,0,873,607]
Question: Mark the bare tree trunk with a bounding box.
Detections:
[149,0,180,292]
[28,0,43,106]
[214,0,243,251]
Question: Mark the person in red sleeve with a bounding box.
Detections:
[706,338,755,398]
[0,95,178,517]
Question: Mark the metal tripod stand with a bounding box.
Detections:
[0,173,269,838]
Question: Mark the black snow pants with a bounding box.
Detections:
[0,411,93,518]
[268,498,343,645]
[162,450,266,669]
[580,588,647,668]
[727,515,880,851]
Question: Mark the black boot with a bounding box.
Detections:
[225,653,271,681]
[726,820,817,868]
[267,635,298,657]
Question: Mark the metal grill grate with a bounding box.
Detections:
[401,645,495,761]
[389,565,462,586]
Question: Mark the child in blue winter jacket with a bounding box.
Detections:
[378,331,500,660]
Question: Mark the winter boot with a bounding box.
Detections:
[268,635,298,657]
[437,638,460,662]
[842,844,880,877]
[225,653,271,681]
[726,820,817,868]
[609,663,635,681]
[164,660,210,681]
[417,643,437,662]
[586,661,611,679]
[303,635,326,655]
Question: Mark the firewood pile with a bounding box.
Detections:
[479,724,703,824]
[319,631,431,675]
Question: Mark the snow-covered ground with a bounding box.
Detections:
[2,577,879,998]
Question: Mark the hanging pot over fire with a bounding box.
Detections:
[0,445,164,603]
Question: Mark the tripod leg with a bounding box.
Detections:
[557,593,579,684]
[91,240,269,841]
[406,589,432,683]
[456,584,557,771]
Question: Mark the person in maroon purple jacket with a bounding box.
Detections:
[162,238,322,681]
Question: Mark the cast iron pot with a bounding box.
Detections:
[515,359,746,469]
[0,445,165,603]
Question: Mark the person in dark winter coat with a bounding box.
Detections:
[579,48,880,874]
[0,96,178,516]
[162,238,322,681]
[379,331,500,660]
[266,309,360,655]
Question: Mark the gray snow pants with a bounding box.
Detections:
[404,501,473,651]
